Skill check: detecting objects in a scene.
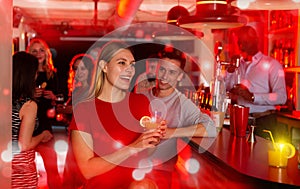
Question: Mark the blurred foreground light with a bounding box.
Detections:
[236,0,250,9]
[132,169,145,181]
[1,149,12,162]
[185,158,200,174]
[56,113,64,122]
[2,88,10,96]
[47,108,56,118]
[1,142,12,162]
[113,141,124,149]
[54,140,68,155]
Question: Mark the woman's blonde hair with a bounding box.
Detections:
[89,40,132,99]
[26,38,56,79]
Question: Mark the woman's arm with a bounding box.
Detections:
[72,129,163,179]
[18,101,53,151]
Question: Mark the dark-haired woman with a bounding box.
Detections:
[12,51,53,188]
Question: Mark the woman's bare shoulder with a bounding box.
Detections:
[19,100,37,117]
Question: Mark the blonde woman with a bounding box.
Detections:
[63,40,166,189]
[27,38,62,189]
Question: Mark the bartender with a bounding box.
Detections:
[225,26,287,140]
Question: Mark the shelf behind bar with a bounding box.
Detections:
[285,67,300,73]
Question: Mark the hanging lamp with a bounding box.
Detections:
[178,0,246,29]
[153,4,199,41]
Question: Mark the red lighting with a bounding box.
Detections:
[56,114,64,122]
[47,108,56,118]
[117,0,142,18]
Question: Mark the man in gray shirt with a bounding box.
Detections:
[138,47,217,188]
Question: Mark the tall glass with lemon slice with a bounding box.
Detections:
[140,111,161,131]
[268,142,296,168]
[264,130,296,168]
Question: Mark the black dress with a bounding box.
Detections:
[34,71,58,135]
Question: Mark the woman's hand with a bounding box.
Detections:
[41,130,53,143]
[34,87,43,98]
[129,130,163,154]
[43,90,57,100]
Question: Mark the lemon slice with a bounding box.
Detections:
[139,116,151,127]
[280,143,296,159]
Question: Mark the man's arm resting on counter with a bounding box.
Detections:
[163,123,217,139]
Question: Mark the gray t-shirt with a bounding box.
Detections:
[142,89,216,171]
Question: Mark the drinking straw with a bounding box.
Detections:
[263,129,277,150]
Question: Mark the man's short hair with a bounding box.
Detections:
[147,53,160,63]
[158,47,186,70]
[236,26,259,55]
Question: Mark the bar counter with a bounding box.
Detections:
[184,128,300,188]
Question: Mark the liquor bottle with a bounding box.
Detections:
[271,40,278,60]
[211,63,226,112]
[210,63,226,131]
[211,95,218,112]
[270,10,277,31]
[278,40,284,65]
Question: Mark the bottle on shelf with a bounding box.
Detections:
[270,10,277,31]
[211,95,218,112]
[278,39,284,65]
[271,40,279,61]
[283,48,290,68]
[210,62,226,131]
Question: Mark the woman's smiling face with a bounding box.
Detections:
[29,42,46,64]
[75,60,89,84]
[103,49,136,91]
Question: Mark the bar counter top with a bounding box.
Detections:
[278,111,300,121]
[187,128,300,188]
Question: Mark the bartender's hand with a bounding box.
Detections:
[230,84,254,102]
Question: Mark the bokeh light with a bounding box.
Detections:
[1,142,12,162]
[113,141,124,149]
[236,0,250,9]
[2,88,10,96]
[47,108,56,118]
[56,114,64,122]
[54,139,68,155]
[262,62,270,71]
[185,158,200,174]
[132,168,146,181]
[1,149,12,163]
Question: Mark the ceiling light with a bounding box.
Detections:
[153,4,199,41]
[167,5,190,25]
[178,0,246,29]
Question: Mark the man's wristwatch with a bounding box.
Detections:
[251,93,255,102]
